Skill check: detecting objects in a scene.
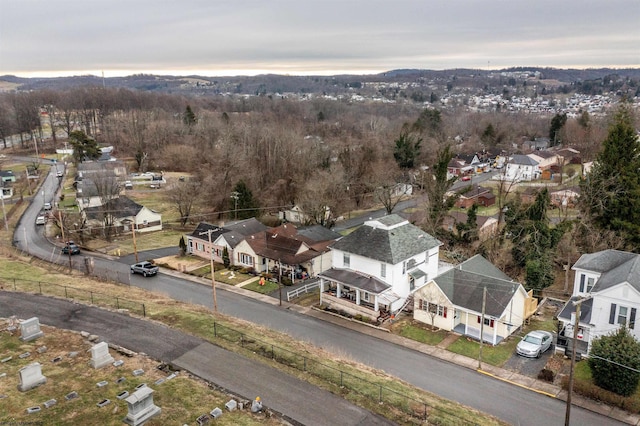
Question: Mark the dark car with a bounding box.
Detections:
[61,242,80,255]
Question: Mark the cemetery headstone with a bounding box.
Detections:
[123,386,161,426]
[20,317,44,342]
[44,399,57,408]
[210,407,223,418]
[17,363,46,391]
[89,342,114,369]
[26,406,41,414]
[225,399,237,412]
[65,391,78,401]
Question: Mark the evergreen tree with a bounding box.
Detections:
[549,112,567,144]
[589,327,640,397]
[183,105,197,126]
[393,132,422,169]
[69,130,100,165]
[423,145,458,235]
[579,105,640,248]
[222,246,230,268]
[231,180,259,220]
[179,236,187,256]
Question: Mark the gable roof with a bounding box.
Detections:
[245,228,322,265]
[557,296,594,323]
[509,154,539,166]
[330,214,441,265]
[84,196,146,220]
[297,224,341,243]
[432,255,521,317]
[190,218,268,244]
[572,249,640,293]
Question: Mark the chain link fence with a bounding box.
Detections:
[212,322,474,424]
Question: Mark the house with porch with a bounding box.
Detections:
[232,223,338,279]
[413,255,535,345]
[186,218,268,264]
[557,249,640,357]
[83,196,162,234]
[319,214,441,322]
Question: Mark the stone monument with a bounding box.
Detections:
[17,363,46,391]
[123,386,161,426]
[20,317,44,342]
[89,342,114,369]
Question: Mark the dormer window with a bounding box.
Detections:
[579,274,595,293]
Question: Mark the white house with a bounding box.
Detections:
[319,214,441,322]
[502,154,540,182]
[413,255,535,345]
[83,196,162,233]
[557,249,640,356]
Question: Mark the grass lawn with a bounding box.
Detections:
[189,265,255,286]
[242,279,278,294]
[391,318,447,346]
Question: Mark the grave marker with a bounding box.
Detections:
[17,363,46,392]
[20,317,44,342]
[123,386,161,426]
[89,342,114,369]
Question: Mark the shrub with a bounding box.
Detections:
[538,368,555,382]
[589,327,640,397]
[281,277,293,286]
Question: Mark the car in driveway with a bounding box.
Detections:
[516,330,553,358]
[61,241,80,255]
[130,261,159,277]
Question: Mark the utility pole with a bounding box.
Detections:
[132,224,139,263]
[478,286,487,369]
[565,296,590,426]
[230,191,240,220]
[199,227,218,312]
[0,182,8,232]
[59,210,72,272]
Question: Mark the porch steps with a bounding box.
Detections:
[398,295,414,314]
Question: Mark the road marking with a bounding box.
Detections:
[477,369,557,398]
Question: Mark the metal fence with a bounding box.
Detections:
[211,321,473,424]
[0,275,146,317]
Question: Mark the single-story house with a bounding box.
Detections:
[83,196,162,234]
[186,218,268,264]
[454,185,495,209]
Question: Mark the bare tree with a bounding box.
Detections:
[93,172,122,241]
[167,178,201,226]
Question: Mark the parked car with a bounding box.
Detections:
[43,202,52,210]
[461,175,471,181]
[35,213,46,225]
[61,241,80,255]
[124,181,133,190]
[56,170,63,178]
[130,261,159,277]
[516,330,553,358]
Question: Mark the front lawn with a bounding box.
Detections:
[392,319,447,345]
[243,278,278,294]
[447,336,518,367]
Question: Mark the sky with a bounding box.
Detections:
[1,0,638,78]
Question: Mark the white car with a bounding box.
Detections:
[35,214,46,225]
[43,202,52,210]
[516,330,553,358]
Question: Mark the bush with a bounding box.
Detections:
[561,376,640,414]
[589,327,640,397]
[538,368,555,382]
[281,277,293,286]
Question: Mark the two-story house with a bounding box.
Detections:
[503,154,540,182]
[319,214,441,322]
[557,250,640,357]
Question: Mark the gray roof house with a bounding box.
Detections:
[414,255,534,345]
[186,218,268,264]
[319,214,441,322]
[557,249,640,356]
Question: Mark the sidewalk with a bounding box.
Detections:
[160,266,640,426]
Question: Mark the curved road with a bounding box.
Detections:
[14,166,623,426]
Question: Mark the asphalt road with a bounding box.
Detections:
[0,292,392,426]
[14,167,623,426]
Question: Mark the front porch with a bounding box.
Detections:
[321,293,384,322]
[453,323,505,346]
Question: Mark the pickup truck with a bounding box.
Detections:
[130,261,159,277]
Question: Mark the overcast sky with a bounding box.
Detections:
[1,0,638,78]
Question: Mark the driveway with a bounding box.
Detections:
[502,342,555,376]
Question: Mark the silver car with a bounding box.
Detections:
[516,330,553,358]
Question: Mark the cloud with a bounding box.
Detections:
[1,0,638,77]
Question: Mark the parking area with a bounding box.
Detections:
[503,343,555,376]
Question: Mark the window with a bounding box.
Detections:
[579,274,585,292]
[343,253,350,268]
[618,306,628,326]
[380,263,386,278]
[477,316,495,327]
[420,301,447,318]
[587,277,595,292]
[238,253,253,266]
[579,274,595,293]
[363,292,369,302]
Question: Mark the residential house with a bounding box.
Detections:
[186,218,268,264]
[233,223,338,279]
[319,214,441,322]
[0,170,16,183]
[503,154,540,182]
[447,158,473,179]
[454,185,496,209]
[550,186,580,208]
[414,255,536,345]
[442,212,498,241]
[557,250,640,356]
[83,196,162,234]
[527,150,560,170]
[75,176,123,210]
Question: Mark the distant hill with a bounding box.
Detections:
[1,67,639,96]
